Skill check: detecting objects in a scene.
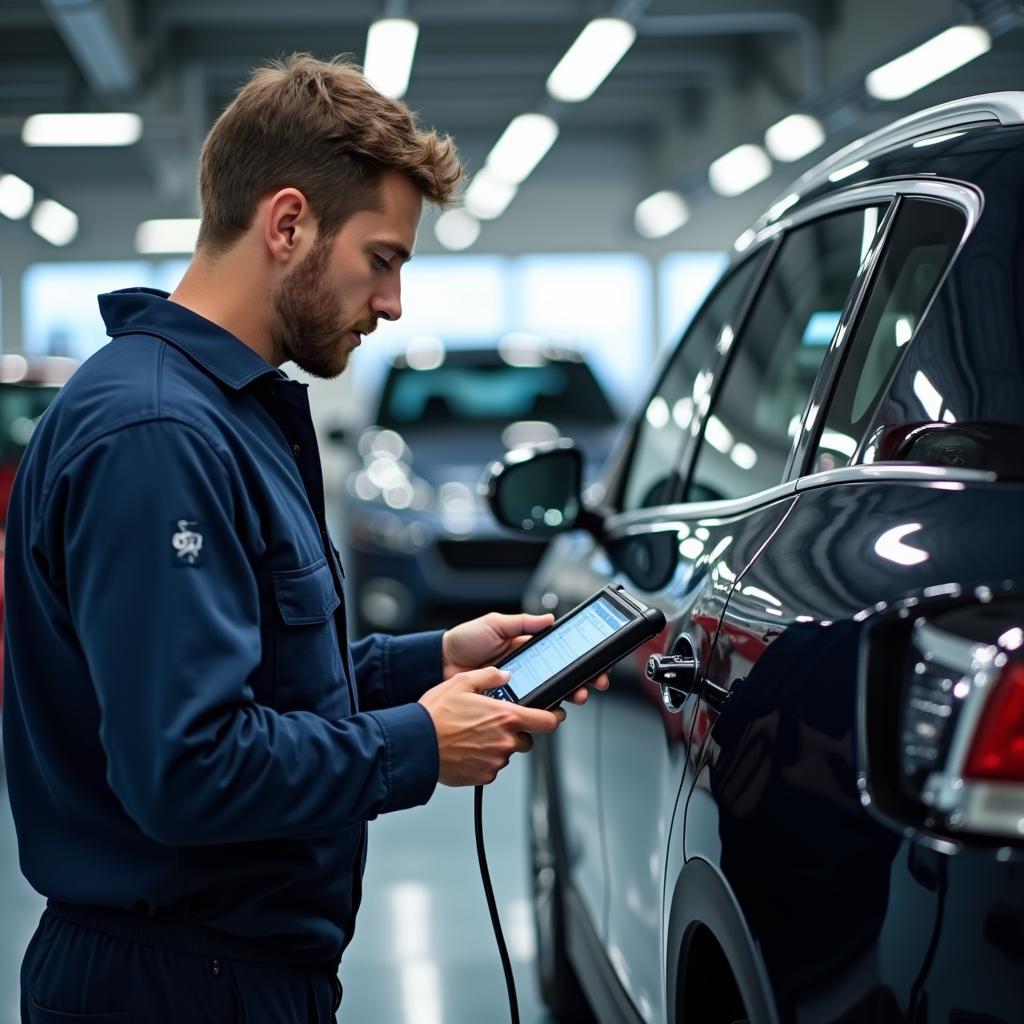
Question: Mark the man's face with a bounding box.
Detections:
[271,170,421,378]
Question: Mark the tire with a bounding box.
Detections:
[528,751,596,1023]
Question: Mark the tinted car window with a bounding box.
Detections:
[686,206,886,503]
[619,257,761,513]
[377,358,614,429]
[811,198,966,473]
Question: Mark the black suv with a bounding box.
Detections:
[485,94,1024,1024]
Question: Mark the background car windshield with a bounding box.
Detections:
[377,359,616,429]
[0,384,61,461]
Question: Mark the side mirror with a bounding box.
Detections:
[482,441,591,535]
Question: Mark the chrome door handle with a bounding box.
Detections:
[646,650,698,713]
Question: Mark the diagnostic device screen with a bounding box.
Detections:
[503,596,631,700]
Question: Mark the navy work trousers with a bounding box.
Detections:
[21,902,340,1023]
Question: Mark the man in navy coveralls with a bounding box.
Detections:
[3,54,597,1021]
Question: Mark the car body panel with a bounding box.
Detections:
[492,96,1024,1024]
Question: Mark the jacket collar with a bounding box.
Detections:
[99,287,281,391]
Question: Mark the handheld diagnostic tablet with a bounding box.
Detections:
[485,584,666,709]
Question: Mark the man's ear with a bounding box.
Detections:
[264,188,315,264]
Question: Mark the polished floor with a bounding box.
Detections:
[0,751,555,1023]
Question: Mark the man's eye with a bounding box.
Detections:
[372,253,390,271]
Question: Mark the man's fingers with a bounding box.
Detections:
[454,666,511,692]
[514,733,535,754]
[510,705,564,733]
[490,611,554,638]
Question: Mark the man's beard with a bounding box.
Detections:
[271,235,374,379]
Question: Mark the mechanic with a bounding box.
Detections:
[3,53,597,1022]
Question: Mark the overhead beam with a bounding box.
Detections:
[40,0,140,97]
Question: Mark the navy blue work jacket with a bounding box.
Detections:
[2,288,442,964]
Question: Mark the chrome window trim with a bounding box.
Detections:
[751,91,1023,233]
[604,181,986,535]
[796,463,998,491]
[786,181,982,477]
[749,178,983,252]
[603,463,995,536]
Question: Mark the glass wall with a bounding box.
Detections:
[19,252,726,412]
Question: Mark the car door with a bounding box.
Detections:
[617,199,893,1022]
[529,255,766,1000]
[681,188,972,1023]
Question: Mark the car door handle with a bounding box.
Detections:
[646,636,700,713]
[646,643,730,712]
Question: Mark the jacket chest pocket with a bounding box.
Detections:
[270,559,349,716]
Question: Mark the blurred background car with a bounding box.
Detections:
[0,355,77,705]
[329,339,621,635]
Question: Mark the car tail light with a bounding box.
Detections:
[860,595,1024,841]
[963,661,1024,781]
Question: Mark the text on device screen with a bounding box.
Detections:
[504,597,631,698]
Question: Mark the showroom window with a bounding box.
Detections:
[658,252,729,350]
[685,205,888,503]
[810,198,966,473]
[619,253,763,513]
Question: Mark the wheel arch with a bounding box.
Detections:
[666,857,780,1024]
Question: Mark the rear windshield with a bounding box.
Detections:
[377,361,616,429]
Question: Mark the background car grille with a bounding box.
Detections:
[437,538,548,571]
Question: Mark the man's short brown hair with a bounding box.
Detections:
[197,53,463,253]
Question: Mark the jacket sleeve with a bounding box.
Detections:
[350,630,444,711]
[54,418,438,847]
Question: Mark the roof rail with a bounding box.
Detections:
[751,92,1024,236]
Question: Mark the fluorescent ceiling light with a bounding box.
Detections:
[485,113,559,185]
[364,17,419,99]
[764,114,825,162]
[434,209,480,251]
[0,173,34,220]
[23,112,142,146]
[709,144,772,197]
[464,169,518,220]
[135,218,201,254]
[866,25,991,101]
[546,17,637,103]
[634,190,689,239]
[31,199,78,246]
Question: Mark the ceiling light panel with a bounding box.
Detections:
[546,17,637,103]
[31,199,78,246]
[434,209,480,251]
[22,112,142,146]
[485,114,559,185]
[709,144,773,197]
[866,26,991,101]
[464,169,518,220]
[764,114,825,162]
[634,190,689,239]
[135,218,201,254]
[0,173,34,220]
[364,18,419,99]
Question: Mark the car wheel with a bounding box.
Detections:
[529,753,595,1023]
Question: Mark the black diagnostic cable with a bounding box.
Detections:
[474,783,520,1024]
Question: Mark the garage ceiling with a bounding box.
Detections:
[0,0,1023,257]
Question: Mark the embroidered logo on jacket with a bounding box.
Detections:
[171,519,204,565]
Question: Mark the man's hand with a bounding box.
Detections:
[419,667,566,786]
[442,611,610,706]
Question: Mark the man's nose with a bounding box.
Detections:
[371,284,402,322]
